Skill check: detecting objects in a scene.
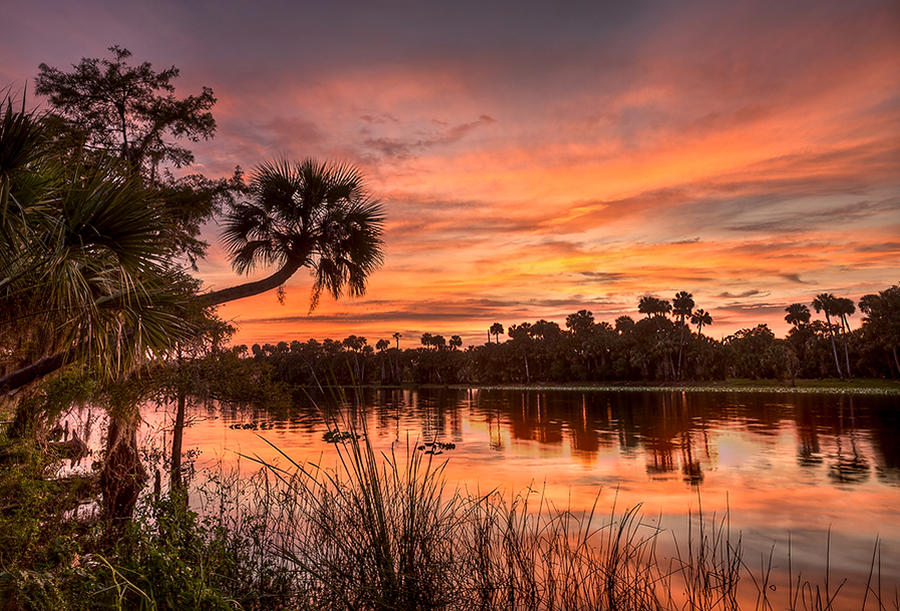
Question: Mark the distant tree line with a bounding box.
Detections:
[235,285,900,387]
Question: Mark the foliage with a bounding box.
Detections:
[237,285,900,391]
[0,97,195,389]
[35,46,215,177]
[212,158,385,309]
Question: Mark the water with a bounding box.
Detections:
[129,388,900,602]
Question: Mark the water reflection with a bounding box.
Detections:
[191,389,900,493]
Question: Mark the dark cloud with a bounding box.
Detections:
[717,289,769,298]
[779,273,812,284]
[363,115,496,159]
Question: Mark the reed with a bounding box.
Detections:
[226,418,895,610]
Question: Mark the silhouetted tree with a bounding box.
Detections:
[785,303,811,327]
[489,322,504,344]
[859,285,900,375]
[638,296,672,318]
[690,309,712,337]
[673,291,695,378]
[202,159,384,307]
[833,297,855,378]
[812,293,843,379]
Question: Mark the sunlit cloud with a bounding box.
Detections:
[3,0,899,345]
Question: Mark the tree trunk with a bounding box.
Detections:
[100,409,148,522]
[840,315,852,378]
[0,352,70,396]
[824,314,843,379]
[170,389,186,493]
[676,318,686,379]
[892,346,899,378]
[197,258,303,307]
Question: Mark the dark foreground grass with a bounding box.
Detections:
[3,423,898,610]
[227,422,897,610]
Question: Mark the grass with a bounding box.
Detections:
[231,419,898,610]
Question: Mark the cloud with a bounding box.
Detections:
[363,115,496,159]
[717,289,769,298]
[779,273,812,284]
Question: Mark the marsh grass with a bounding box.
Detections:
[222,412,896,610]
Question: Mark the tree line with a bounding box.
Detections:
[240,286,900,387]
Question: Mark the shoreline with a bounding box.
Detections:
[325,379,900,396]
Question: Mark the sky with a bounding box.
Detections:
[3,0,899,347]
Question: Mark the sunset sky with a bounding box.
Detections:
[3,0,899,347]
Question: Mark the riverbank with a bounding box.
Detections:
[327,378,900,396]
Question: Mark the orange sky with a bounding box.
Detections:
[3,1,899,347]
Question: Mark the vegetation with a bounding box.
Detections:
[236,286,900,389]
[3,420,895,609]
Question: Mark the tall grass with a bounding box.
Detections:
[227,417,896,610]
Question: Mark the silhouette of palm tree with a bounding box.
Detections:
[784,303,811,327]
[812,293,843,379]
[833,296,855,377]
[201,159,384,308]
[489,322,504,344]
[638,296,671,318]
[690,309,712,337]
[673,291,695,378]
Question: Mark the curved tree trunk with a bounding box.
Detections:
[197,258,303,307]
[1,352,70,396]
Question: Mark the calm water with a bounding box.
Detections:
[135,388,900,602]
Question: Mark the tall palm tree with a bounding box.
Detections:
[833,296,855,378]
[200,159,384,308]
[672,291,694,378]
[690,309,712,337]
[393,331,401,351]
[812,293,843,379]
[489,322,504,344]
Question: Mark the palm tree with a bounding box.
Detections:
[690,309,712,337]
[784,303,811,327]
[376,338,390,383]
[450,335,463,350]
[672,291,694,378]
[393,331,401,351]
[638,296,672,319]
[489,322,504,344]
[1,100,192,396]
[833,296,855,378]
[812,293,843,379]
[200,159,384,308]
